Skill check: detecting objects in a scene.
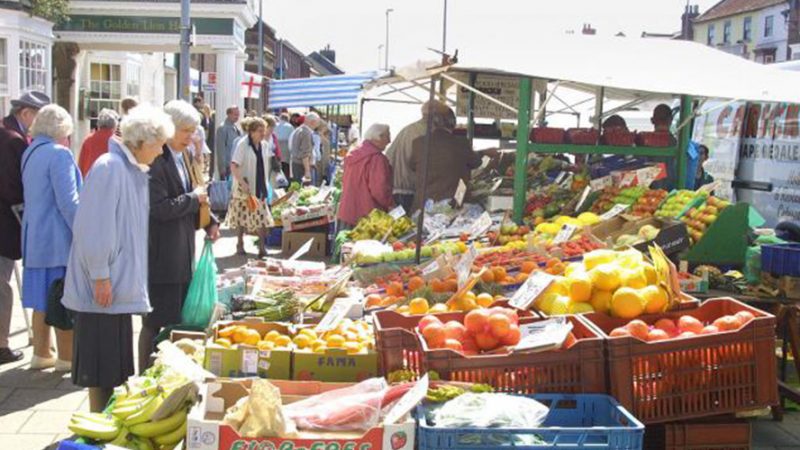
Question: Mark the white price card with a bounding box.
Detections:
[389,205,406,220]
[575,185,592,211]
[384,374,429,425]
[600,203,630,221]
[288,238,315,261]
[553,223,578,244]
[490,177,504,192]
[454,179,467,207]
[590,175,612,190]
[509,271,556,310]
[514,318,574,353]
[554,171,567,184]
[424,231,442,245]
[455,245,478,288]
[315,299,352,333]
[241,348,259,375]
[469,211,493,237]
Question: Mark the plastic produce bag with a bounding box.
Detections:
[283,378,388,432]
[181,241,218,328]
[224,379,296,438]
[432,393,549,429]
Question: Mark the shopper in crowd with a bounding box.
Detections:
[317,122,332,186]
[262,114,285,189]
[347,115,360,145]
[63,105,174,412]
[120,97,138,117]
[694,144,714,188]
[337,123,394,227]
[289,112,319,184]
[139,100,220,371]
[290,112,302,128]
[275,113,294,178]
[78,109,119,177]
[215,105,241,180]
[311,122,322,185]
[385,99,450,212]
[0,91,49,365]
[228,117,275,258]
[21,104,80,371]
[602,114,629,133]
[651,104,674,134]
[193,95,210,132]
[410,108,486,211]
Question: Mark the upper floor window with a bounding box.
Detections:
[764,15,774,37]
[707,24,715,45]
[743,16,752,41]
[723,20,731,43]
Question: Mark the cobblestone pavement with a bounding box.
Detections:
[0,228,798,449]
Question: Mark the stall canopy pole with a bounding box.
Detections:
[466,72,477,145]
[676,95,693,189]
[513,77,533,224]
[414,77,440,264]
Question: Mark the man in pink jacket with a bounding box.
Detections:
[337,123,395,227]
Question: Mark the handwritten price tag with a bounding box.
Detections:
[454,179,467,207]
[600,203,630,221]
[315,299,352,333]
[590,176,612,190]
[509,271,556,310]
[385,374,429,425]
[553,223,577,244]
[455,245,478,289]
[575,186,592,211]
[288,238,315,261]
[389,205,406,220]
[469,211,493,237]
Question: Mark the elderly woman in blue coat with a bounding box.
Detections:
[62,105,174,412]
[21,104,81,371]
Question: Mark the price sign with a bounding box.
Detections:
[553,171,567,184]
[454,179,467,207]
[469,211,493,237]
[514,318,574,353]
[575,186,592,211]
[241,348,258,375]
[384,374,429,425]
[509,271,556,310]
[559,173,574,189]
[620,171,637,187]
[424,231,442,245]
[288,238,315,261]
[553,223,577,244]
[315,299,352,333]
[590,175,612,190]
[389,205,406,220]
[455,245,478,288]
[490,177,503,192]
[309,186,332,204]
[600,203,630,221]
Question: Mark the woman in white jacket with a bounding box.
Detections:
[226,116,274,257]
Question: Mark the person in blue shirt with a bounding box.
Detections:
[275,112,294,179]
[20,104,81,371]
[62,105,174,412]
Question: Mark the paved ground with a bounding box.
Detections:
[0,227,798,449]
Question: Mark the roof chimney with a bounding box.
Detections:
[320,44,336,63]
[681,3,700,40]
[582,23,596,35]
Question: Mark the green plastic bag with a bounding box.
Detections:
[181,241,218,328]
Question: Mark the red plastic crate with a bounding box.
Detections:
[530,127,565,144]
[602,129,636,146]
[566,128,600,145]
[644,418,751,450]
[637,131,673,147]
[419,315,606,394]
[584,298,777,424]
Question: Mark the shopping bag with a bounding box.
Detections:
[181,241,219,328]
[209,178,231,212]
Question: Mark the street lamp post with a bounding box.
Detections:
[442,0,447,53]
[378,44,384,71]
[385,8,394,70]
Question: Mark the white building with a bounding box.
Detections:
[754,2,791,63]
[0,1,54,116]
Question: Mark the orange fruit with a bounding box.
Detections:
[407,276,425,292]
[488,313,511,338]
[365,294,383,308]
[408,297,430,315]
[520,261,537,274]
[735,311,755,324]
[273,334,292,348]
[700,325,719,334]
[429,303,448,313]
[515,272,529,283]
[444,279,459,292]
[422,323,446,348]
[430,279,445,293]
[492,267,507,281]
[418,315,442,333]
[386,281,404,297]
[654,318,678,337]
[500,324,521,345]
[218,325,238,338]
[625,320,650,341]
[444,339,463,352]
[443,321,466,341]
[678,316,703,334]
[474,332,500,351]
[476,293,494,308]
[464,309,490,334]
[480,270,496,283]
[713,315,741,331]
[648,329,670,342]
[610,327,630,337]
[242,329,261,346]
[326,334,345,348]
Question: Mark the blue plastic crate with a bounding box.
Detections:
[56,441,100,450]
[265,226,283,247]
[761,243,800,276]
[417,393,644,450]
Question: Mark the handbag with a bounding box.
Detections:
[45,278,73,330]
[208,177,231,212]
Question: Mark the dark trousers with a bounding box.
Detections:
[393,194,414,213]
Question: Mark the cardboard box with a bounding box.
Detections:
[216,269,246,307]
[781,276,800,300]
[282,230,329,259]
[186,379,415,450]
[282,204,336,232]
[486,195,513,212]
[592,216,689,256]
[293,348,379,382]
[678,272,709,294]
[204,320,292,380]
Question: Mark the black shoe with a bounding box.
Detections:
[0,347,23,365]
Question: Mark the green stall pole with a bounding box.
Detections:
[676,95,693,189]
[513,77,532,223]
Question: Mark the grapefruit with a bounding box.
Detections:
[474,332,500,351]
[500,324,521,345]
[642,285,669,314]
[713,315,741,331]
[418,315,442,334]
[443,321,466,341]
[589,289,613,314]
[590,263,622,291]
[621,268,648,289]
[422,323,446,348]
[610,327,630,337]
[568,273,593,303]
[444,339,463,352]
[488,313,511,338]
[735,310,755,324]
[611,287,645,319]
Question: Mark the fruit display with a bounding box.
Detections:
[486,222,530,246]
[681,196,731,243]
[416,307,523,354]
[473,248,549,270]
[272,185,339,227]
[545,233,605,259]
[613,224,660,248]
[296,319,375,355]
[608,310,755,342]
[655,190,706,219]
[524,186,575,221]
[531,213,600,244]
[630,189,668,217]
[355,240,466,266]
[534,248,670,317]
[68,364,195,448]
[214,324,295,350]
[612,186,647,206]
[590,187,621,213]
[348,209,414,242]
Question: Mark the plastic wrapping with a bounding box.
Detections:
[181,241,218,327]
[431,393,549,429]
[283,378,388,432]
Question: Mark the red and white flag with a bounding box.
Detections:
[241,72,263,99]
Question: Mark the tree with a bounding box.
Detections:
[31,0,70,25]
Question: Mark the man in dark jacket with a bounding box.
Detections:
[139,100,219,371]
[0,91,49,365]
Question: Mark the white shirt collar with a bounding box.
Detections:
[118,140,150,173]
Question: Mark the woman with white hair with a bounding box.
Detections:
[20,104,80,371]
[78,108,119,177]
[337,123,395,227]
[62,105,174,411]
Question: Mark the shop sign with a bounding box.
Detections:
[455,74,520,120]
[201,72,217,92]
[57,15,235,36]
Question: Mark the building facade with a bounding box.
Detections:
[275,39,311,80]
[0,0,54,117]
[244,19,276,112]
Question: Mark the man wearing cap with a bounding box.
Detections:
[0,91,49,364]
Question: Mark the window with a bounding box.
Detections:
[723,20,731,43]
[765,15,774,37]
[707,24,715,45]
[126,63,140,97]
[743,17,752,41]
[19,40,47,94]
[89,63,121,119]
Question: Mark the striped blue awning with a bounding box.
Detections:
[268,71,385,109]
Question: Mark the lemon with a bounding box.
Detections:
[577,212,601,226]
[583,249,617,270]
[429,303,448,313]
[293,334,312,349]
[344,341,362,355]
[311,339,327,351]
[568,272,593,302]
[642,285,669,314]
[545,277,569,296]
[616,249,644,269]
[564,262,586,277]
[257,340,275,351]
[589,289,613,313]
[313,345,328,354]
[621,268,648,289]
[610,287,646,319]
[214,338,232,348]
[299,328,318,339]
[589,264,621,291]
[569,302,595,314]
[264,330,282,342]
[274,335,292,348]
[326,334,345,348]
[549,295,571,315]
[642,263,658,285]
[536,292,559,314]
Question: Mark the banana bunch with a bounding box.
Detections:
[68,368,195,449]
